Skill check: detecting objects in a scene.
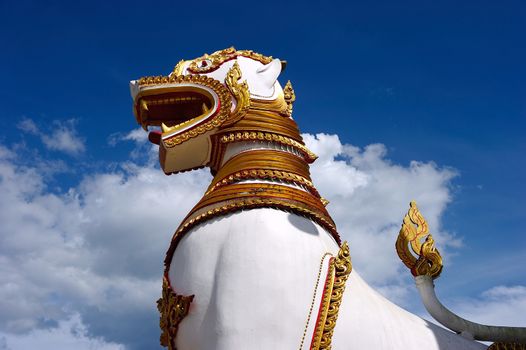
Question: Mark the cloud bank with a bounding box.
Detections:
[0,130,523,349]
[17,118,85,155]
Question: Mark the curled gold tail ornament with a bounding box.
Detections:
[396,201,443,279]
[158,278,194,350]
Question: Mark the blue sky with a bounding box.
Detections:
[0,1,525,349]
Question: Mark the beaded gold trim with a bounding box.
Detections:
[311,242,352,350]
[206,169,319,197]
[158,277,194,350]
[220,132,318,163]
[190,183,328,216]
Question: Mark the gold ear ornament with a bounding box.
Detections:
[224,61,251,126]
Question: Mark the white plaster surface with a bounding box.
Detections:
[169,209,339,349]
[168,209,485,349]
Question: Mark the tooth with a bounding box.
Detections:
[141,100,149,112]
[161,123,172,133]
[202,103,209,113]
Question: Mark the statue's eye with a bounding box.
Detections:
[200,59,212,68]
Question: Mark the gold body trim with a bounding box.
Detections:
[310,242,353,350]
[299,253,333,350]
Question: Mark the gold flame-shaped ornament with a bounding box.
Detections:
[395,201,443,279]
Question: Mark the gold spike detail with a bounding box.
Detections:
[161,123,173,133]
[140,99,149,112]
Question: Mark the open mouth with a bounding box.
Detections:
[134,85,218,144]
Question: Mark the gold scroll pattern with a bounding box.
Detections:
[158,277,194,350]
[311,242,353,350]
[396,201,443,279]
[224,61,251,125]
[488,343,526,350]
[283,80,296,117]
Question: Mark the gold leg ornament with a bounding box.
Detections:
[158,277,194,350]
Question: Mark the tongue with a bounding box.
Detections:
[148,131,161,145]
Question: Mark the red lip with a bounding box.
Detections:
[148,130,161,145]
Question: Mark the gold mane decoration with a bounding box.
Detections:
[395,201,443,279]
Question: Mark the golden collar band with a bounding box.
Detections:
[163,183,341,274]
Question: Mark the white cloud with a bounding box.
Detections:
[108,128,158,165]
[17,118,38,135]
[304,133,459,287]
[17,118,85,155]
[448,285,526,327]
[0,314,125,350]
[1,131,519,348]
[0,140,210,348]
